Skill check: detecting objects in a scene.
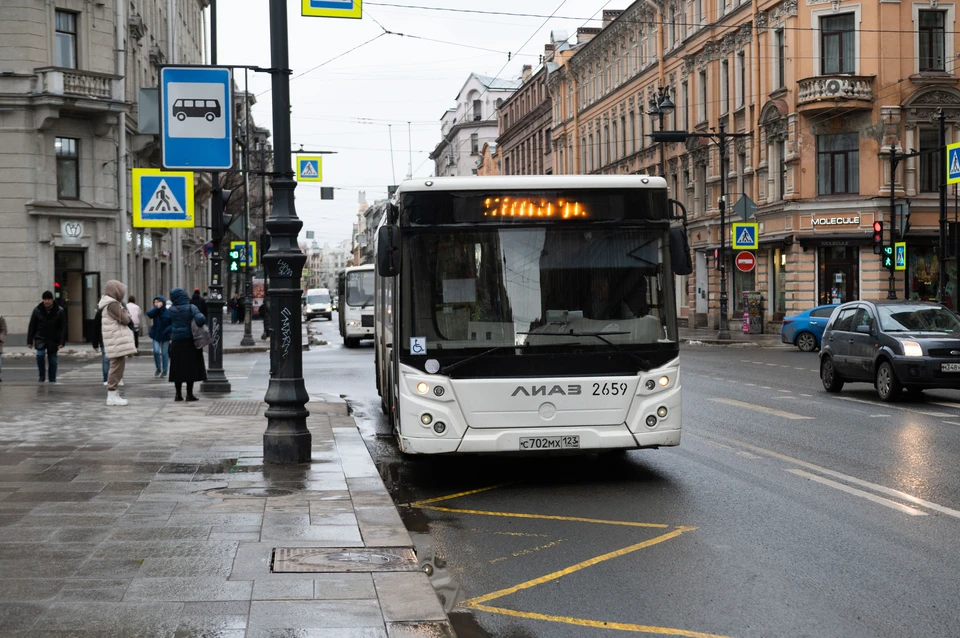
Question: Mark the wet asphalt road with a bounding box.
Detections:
[52,318,960,638]
[302,318,960,638]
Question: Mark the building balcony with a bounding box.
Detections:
[34,67,120,102]
[796,75,875,113]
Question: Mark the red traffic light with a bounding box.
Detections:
[873,221,883,232]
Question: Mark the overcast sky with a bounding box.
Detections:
[215,0,615,246]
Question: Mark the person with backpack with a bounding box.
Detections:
[147,295,172,377]
[165,287,207,402]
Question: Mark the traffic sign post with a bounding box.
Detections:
[132,169,195,228]
[731,222,759,250]
[302,0,362,18]
[735,251,756,272]
[947,141,960,185]
[160,66,234,170]
[895,242,906,271]
[296,156,323,182]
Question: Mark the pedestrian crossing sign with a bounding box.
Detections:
[895,242,906,271]
[297,156,323,182]
[229,241,257,267]
[731,222,759,250]
[132,168,195,228]
[947,142,960,185]
[302,0,362,19]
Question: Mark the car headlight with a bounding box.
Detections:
[901,340,923,357]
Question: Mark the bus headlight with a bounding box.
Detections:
[348,321,361,327]
[645,380,656,391]
[658,376,670,387]
[433,422,446,434]
[657,406,668,418]
[645,415,658,427]
[416,382,429,394]
[420,413,433,426]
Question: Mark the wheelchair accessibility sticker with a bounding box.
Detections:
[410,337,427,355]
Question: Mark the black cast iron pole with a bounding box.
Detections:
[241,68,255,347]
[263,0,310,464]
[201,0,230,393]
[888,145,899,300]
[939,108,948,305]
[717,118,731,340]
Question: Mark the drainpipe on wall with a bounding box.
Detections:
[168,0,180,288]
[116,0,127,287]
[752,0,762,203]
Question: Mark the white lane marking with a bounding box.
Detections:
[799,393,813,397]
[745,383,757,387]
[942,421,960,426]
[870,414,892,418]
[833,396,953,417]
[698,438,761,459]
[778,389,792,393]
[695,433,960,520]
[929,401,960,410]
[708,398,814,420]
[766,363,778,366]
[794,367,807,371]
[760,386,772,389]
[786,469,927,517]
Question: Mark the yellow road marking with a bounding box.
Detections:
[408,482,513,507]
[463,526,696,607]
[708,397,813,420]
[418,504,670,528]
[469,605,732,638]
[490,539,568,564]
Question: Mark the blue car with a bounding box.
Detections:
[781,304,839,352]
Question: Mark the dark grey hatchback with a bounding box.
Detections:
[819,300,960,402]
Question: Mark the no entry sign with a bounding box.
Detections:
[735,251,756,272]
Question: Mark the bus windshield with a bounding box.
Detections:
[401,227,676,355]
[347,270,374,307]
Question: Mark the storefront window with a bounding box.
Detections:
[771,248,787,314]
[908,246,957,308]
[732,259,756,314]
[818,245,859,305]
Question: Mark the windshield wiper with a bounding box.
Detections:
[517,330,653,368]
[441,344,527,375]
[361,298,374,309]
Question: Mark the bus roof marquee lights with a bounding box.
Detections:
[484,197,587,219]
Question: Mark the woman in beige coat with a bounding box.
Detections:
[98,280,137,406]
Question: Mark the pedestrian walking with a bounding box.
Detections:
[27,291,66,383]
[127,295,142,352]
[237,296,246,325]
[147,296,172,377]
[98,280,137,406]
[0,313,7,383]
[260,299,271,340]
[228,294,239,323]
[166,287,207,402]
[90,307,110,385]
[191,288,209,318]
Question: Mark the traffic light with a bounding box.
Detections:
[211,187,234,239]
[882,245,895,270]
[228,249,240,272]
[872,221,884,255]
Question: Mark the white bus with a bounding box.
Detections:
[337,264,375,348]
[373,176,692,455]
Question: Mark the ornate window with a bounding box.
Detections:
[817,133,859,195]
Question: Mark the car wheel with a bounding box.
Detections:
[821,357,844,393]
[796,332,818,352]
[875,361,901,402]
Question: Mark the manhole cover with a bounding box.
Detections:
[272,547,419,573]
[206,400,264,416]
[207,487,297,498]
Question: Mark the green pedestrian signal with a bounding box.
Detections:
[230,261,239,272]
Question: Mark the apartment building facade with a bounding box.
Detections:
[546,0,960,331]
[430,73,521,177]
[0,0,211,344]
[497,60,555,176]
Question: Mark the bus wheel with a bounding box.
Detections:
[344,337,357,348]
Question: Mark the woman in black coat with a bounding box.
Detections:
[165,287,207,401]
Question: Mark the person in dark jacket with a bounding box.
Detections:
[27,291,66,383]
[191,289,209,318]
[165,287,206,401]
[259,299,271,340]
[147,295,172,377]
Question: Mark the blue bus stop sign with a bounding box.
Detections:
[161,66,233,170]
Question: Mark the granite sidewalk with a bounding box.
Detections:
[0,382,452,637]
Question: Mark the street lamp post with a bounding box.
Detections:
[648,86,674,176]
[263,0,310,464]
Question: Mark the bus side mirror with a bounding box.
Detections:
[377,225,400,277]
[669,227,693,276]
